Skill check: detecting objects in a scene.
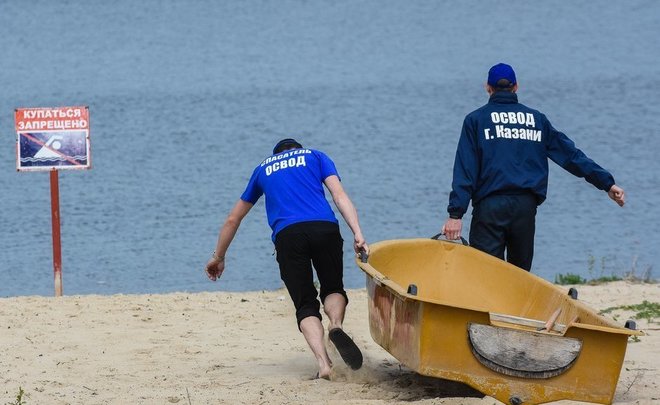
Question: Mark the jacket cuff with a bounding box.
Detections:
[603,179,615,192]
[448,209,464,220]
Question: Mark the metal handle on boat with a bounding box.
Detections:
[431,232,468,246]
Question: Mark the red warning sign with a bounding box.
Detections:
[15,106,91,171]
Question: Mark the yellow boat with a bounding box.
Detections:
[356,237,642,405]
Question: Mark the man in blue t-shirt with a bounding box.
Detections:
[442,63,625,271]
[206,138,369,379]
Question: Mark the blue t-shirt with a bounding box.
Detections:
[241,148,339,239]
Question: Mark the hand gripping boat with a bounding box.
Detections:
[356,237,642,405]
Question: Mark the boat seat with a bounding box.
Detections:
[490,313,566,334]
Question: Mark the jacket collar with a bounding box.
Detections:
[489,91,518,104]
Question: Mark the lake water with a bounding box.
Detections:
[1,0,659,297]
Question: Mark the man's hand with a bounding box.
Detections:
[608,185,625,207]
[354,234,369,256]
[205,257,225,281]
[441,218,463,240]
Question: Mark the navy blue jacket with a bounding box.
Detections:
[447,91,615,218]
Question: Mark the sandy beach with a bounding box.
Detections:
[1,281,657,404]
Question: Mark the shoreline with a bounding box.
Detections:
[1,281,658,404]
[2,276,656,300]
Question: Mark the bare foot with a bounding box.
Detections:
[311,370,331,381]
[317,365,332,380]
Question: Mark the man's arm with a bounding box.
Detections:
[546,122,625,208]
[205,199,254,281]
[323,175,369,255]
[443,117,478,240]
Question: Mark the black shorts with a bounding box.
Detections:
[274,221,348,329]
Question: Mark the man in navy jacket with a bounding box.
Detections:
[442,63,625,271]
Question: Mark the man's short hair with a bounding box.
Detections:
[492,78,516,91]
[273,138,303,154]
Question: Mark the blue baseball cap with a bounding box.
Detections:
[487,63,517,87]
[273,138,303,154]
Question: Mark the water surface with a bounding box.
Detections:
[1,1,659,296]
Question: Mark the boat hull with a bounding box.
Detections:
[359,238,640,405]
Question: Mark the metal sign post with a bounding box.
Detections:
[50,169,63,296]
[14,106,91,296]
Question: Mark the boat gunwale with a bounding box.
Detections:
[358,239,643,337]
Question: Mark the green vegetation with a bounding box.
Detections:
[554,273,587,285]
[600,300,660,323]
[554,273,627,285]
[554,254,655,285]
[6,387,25,405]
[589,275,623,283]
